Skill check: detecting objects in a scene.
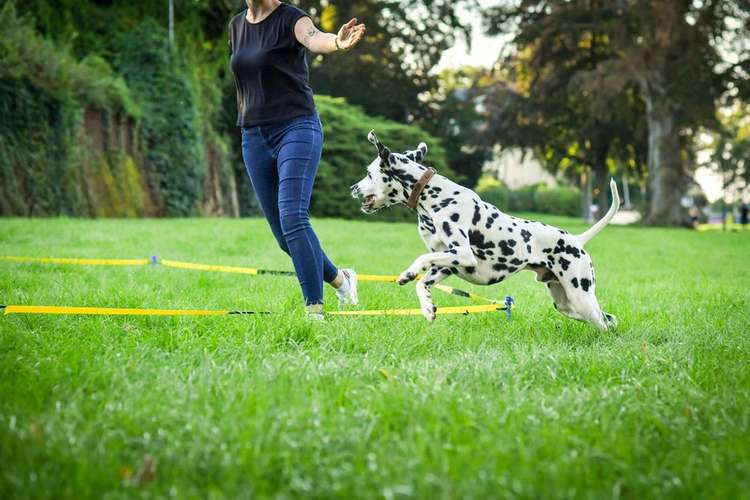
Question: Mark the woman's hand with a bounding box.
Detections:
[336,18,366,50]
[295,17,365,55]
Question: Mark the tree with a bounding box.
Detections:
[482,1,647,216]
[487,0,750,225]
[295,0,473,123]
[710,105,750,203]
[419,67,494,187]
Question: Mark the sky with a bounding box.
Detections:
[436,1,505,70]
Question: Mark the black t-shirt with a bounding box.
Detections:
[229,4,316,127]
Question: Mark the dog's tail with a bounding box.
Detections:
[577,178,620,246]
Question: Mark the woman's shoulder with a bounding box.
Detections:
[228,10,246,31]
[279,3,309,22]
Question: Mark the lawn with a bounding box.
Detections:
[1,215,749,499]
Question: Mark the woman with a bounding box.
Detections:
[229,1,365,318]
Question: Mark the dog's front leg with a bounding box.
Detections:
[398,221,476,285]
[416,267,453,322]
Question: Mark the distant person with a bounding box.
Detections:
[741,203,749,230]
[688,206,700,228]
[229,1,365,319]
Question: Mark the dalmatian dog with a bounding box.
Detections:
[350,130,620,330]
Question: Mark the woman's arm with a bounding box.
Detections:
[294,17,365,54]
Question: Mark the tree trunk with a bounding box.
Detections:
[581,169,593,222]
[644,81,686,225]
[593,140,610,216]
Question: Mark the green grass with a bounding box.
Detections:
[1,215,749,499]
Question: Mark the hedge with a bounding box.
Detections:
[476,177,581,216]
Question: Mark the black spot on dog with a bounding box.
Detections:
[581,278,591,291]
[558,256,570,271]
[442,221,453,237]
[493,263,507,271]
[488,276,505,285]
[520,229,532,243]
[485,212,499,229]
[441,268,453,275]
[458,228,466,238]
[450,213,460,222]
[526,244,532,253]
[453,191,460,195]
[472,204,481,225]
[498,240,515,256]
[464,266,475,274]
[469,230,495,249]
[543,248,552,253]
[510,258,524,265]
[553,238,581,259]
[439,198,455,208]
[571,277,579,288]
[451,260,459,265]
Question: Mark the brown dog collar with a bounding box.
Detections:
[407,167,436,210]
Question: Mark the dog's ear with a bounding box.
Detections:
[405,142,429,163]
[368,129,393,165]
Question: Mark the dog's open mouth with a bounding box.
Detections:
[362,194,377,211]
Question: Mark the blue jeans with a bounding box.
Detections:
[241,113,338,305]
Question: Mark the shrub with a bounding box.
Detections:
[476,176,581,216]
[114,20,205,216]
[534,185,581,216]
[0,2,150,217]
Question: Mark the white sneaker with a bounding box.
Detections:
[336,269,359,307]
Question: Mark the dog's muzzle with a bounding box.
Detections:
[350,184,377,213]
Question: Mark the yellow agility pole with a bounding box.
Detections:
[1,255,506,306]
[433,284,505,305]
[329,303,506,316]
[160,259,261,276]
[0,256,150,266]
[1,303,510,317]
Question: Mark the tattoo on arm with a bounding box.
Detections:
[303,26,320,47]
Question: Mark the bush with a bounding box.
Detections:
[313,95,453,221]
[0,2,150,217]
[114,20,205,216]
[534,185,581,216]
[476,176,581,216]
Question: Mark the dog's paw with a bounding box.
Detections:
[397,271,416,285]
[421,303,437,322]
[604,312,618,329]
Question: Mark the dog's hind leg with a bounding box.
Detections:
[546,281,585,321]
[416,267,453,322]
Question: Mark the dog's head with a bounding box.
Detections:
[350,130,429,214]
